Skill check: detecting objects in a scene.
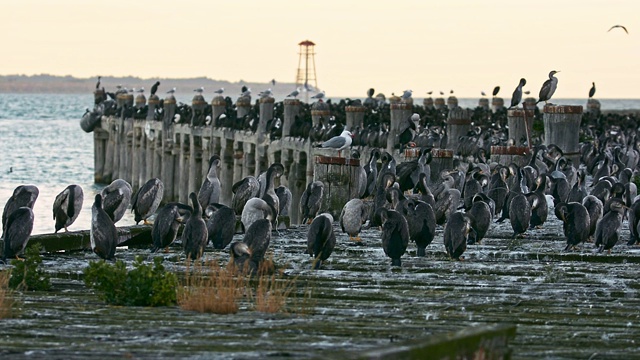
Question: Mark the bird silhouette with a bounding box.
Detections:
[608,25,629,34]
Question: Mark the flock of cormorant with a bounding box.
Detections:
[4,72,640,271]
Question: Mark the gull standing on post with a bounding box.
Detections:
[214,88,224,95]
[536,71,559,105]
[320,130,353,158]
[311,91,325,100]
[287,88,300,99]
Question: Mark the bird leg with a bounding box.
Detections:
[15,255,25,261]
[164,247,170,253]
[143,219,151,225]
[64,226,69,232]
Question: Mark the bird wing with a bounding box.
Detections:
[321,135,346,149]
[52,189,69,220]
[609,25,629,34]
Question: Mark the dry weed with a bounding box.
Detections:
[0,271,16,319]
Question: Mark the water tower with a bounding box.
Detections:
[295,40,318,101]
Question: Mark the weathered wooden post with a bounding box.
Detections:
[429,148,454,186]
[176,126,189,203]
[135,93,146,110]
[311,101,330,127]
[189,129,203,199]
[543,105,583,167]
[236,96,251,119]
[283,99,301,137]
[161,129,176,202]
[220,138,235,206]
[211,95,226,124]
[146,94,159,120]
[258,96,275,135]
[162,94,177,140]
[233,141,244,184]
[478,98,489,110]
[94,125,109,183]
[423,97,434,110]
[524,97,537,110]
[489,108,534,167]
[586,98,601,116]
[387,97,412,154]
[313,150,363,220]
[130,121,143,190]
[492,97,505,113]
[447,96,458,109]
[434,98,446,111]
[116,92,128,116]
[103,118,116,183]
[191,93,207,127]
[144,122,156,185]
[243,142,256,179]
[445,108,471,150]
[152,128,162,181]
[345,105,366,131]
[123,119,134,185]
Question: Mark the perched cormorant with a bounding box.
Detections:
[100,179,132,224]
[381,209,410,266]
[151,202,192,252]
[363,149,381,198]
[556,202,591,251]
[492,86,500,96]
[444,212,474,260]
[467,193,492,245]
[131,178,164,225]
[53,184,84,233]
[582,195,603,240]
[198,155,222,211]
[231,218,271,274]
[589,82,596,98]
[527,175,549,228]
[307,213,336,269]
[205,203,236,250]
[405,200,436,256]
[2,185,39,239]
[183,192,208,260]
[231,176,260,215]
[595,198,626,253]
[96,76,101,90]
[509,78,526,109]
[2,207,34,261]
[434,172,461,225]
[150,81,160,95]
[397,147,432,192]
[90,194,117,260]
[536,71,560,105]
[275,185,292,217]
[261,163,284,223]
[340,198,368,242]
[241,198,274,232]
[487,166,509,217]
[300,181,324,224]
[509,194,531,239]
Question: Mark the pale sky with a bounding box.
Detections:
[1,0,638,98]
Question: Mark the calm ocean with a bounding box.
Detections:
[1,93,639,235]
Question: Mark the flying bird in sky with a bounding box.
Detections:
[608,25,628,34]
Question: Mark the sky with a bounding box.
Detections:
[0,0,638,98]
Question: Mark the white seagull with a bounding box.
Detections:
[167,87,176,94]
[287,88,300,99]
[194,87,204,93]
[402,89,412,99]
[214,88,224,95]
[311,91,326,100]
[320,130,353,157]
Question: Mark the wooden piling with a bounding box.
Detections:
[311,101,330,127]
[434,98,446,110]
[236,96,251,119]
[94,127,109,183]
[211,95,226,124]
[490,146,530,167]
[258,97,275,135]
[447,96,458,109]
[586,98,601,116]
[543,105,583,166]
[283,99,301,137]
[423,97,434,109]
[478,98,489,110]
[429,148,453,185]
[146,94,159,120]
[162,95,177,140]
[189,129,203,199]
[191,94,207,127]
[144,122,156,185]
[176,127,189,204]
[313,151,363,220]
[445,108,471,151]
[220,138,235,206]
[345,105,366,131]
[135,93,146,110]
[161,132,175,201]
[523,97,537,111]
[388,101,412,154]
[123,118,134,185]
[131,121,142,190]
[507,109,534,147]
[492,97,505,112]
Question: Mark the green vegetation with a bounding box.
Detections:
[9,244,51,291]
[84,256,178,306]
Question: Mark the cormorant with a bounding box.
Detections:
[509,78,526,109]
[183,192,208,260]
[151,202,192,252]
[589,82,596,98]
[131,178,164,225]
[2,185,39,239]
[595,198,626,253]
[300,181,324,224]
[198,155,222,211]
[231,218,271,274]
[2,207,34,261]
[231,176,260,215]
[205,203,236,250]
[307,213,336,269]
[444,212,474,260]
[405,200,436,256]
[509,194,531,239]
[53,184,84,233]
[340,198,368,242]
[100,179,132,224]
[556,202,591,251]
[381,209,410,266]
[150,81,160,95]
[536,71,560,105]
[90,194,117,260]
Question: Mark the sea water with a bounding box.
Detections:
[1,93,639,234]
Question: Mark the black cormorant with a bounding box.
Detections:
[306,213,336,269]
[90,194,117,260]
[131,178,164,224]
[53,184,83,233]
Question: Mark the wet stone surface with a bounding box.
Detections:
[2,201,640,359]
